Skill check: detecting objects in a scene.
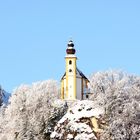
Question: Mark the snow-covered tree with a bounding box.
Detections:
[0,80,67,140]
[89,70,140,140]
[0,70,140,140]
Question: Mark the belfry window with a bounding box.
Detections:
[69,69,72,72]
[69,60,72,65]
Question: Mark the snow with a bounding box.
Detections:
[51,100,104,140]
[67,134,73,139]
[75,133,96,140]
[59,100,104,124]
[50,131,58,138]
[70,122,93,133]
[65,54,76,58]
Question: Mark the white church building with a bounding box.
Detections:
[61,40,90,100]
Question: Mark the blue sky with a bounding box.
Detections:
[0,0,140,92]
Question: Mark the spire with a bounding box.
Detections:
[66,40,76,54]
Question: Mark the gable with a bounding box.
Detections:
[61,68,89,82]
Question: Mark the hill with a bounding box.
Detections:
[0,86,10,106]
[0,70,140,140]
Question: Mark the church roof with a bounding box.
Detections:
[61,68,89,82]
[77,68,89,81]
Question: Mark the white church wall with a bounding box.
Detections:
[62,76,89,100]
[83,79,90,100]
[68,76,75,99]
[76,78,82,100]
[63,78,66,99]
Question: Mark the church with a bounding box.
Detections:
[61,40,90,100]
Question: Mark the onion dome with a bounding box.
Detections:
[66,40,76,54]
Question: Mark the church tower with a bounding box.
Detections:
[65,40,77,100]
[61,40,90,100]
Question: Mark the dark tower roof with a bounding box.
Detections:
[68,40,74,47]
[66,40,76,54]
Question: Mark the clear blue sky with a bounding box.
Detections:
[0,0,140,92]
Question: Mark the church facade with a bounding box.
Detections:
[61,40,90,100]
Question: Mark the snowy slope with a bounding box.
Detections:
[51,100,105,140]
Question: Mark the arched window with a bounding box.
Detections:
[69,60,72,65]
[69,69,72,72]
